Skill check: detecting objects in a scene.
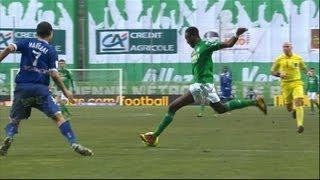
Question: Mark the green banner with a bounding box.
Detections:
[85,62,319,104]
[1,62,319,105]
[0,0,77,64]
[0,28,66,54]
[96,29,177,54]
[87,62,319,82]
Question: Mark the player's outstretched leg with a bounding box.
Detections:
[222,95,267,115]
[0,122,19,156]
[140,133,157,145]
[58,120,94,156]
[255,96,267,115]
[140,111,176,146]
[0,137,13,156]
[71,143,94,156]
[197,104,205,117]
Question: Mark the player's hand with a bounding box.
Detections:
[65,90,75,104]
[280,72,287,79]
[307,71,312,76]
[236,28,248,36]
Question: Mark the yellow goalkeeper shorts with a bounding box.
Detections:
[281,80,304,104]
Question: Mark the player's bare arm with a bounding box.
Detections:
[51,70,75,103]
[219,28,248,49]
[0,45,15,62]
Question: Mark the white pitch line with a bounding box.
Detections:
[146,148,319,154]
[129,113,154,117]
[212,149,319,153]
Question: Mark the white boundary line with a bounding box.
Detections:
[145,148,319,154]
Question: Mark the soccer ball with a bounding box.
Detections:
[143,132,159,147]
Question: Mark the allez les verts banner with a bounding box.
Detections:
[1,62,319,105]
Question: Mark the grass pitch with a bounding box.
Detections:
[0,106,319,179]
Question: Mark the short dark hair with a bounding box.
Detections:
[36,21,53,38]
[185,26,200,38]
[58,59,66,63]
[310,67,315,70]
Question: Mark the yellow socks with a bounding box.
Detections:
[295,106,304,127]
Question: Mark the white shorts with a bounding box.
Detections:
[189,83,220,104]
[57,91,68,101]
[307,92,318,100]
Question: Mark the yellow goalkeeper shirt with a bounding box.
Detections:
[271,53,307,82]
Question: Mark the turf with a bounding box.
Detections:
[0,106,319,179]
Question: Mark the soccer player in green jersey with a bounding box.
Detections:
[56,58,75,119]
[140,27,267,146]
[306,68,319,114]
[197,31,220,118]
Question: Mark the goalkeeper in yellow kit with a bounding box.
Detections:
[271,42,310,133]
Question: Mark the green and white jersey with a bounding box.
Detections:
[57,68,74,91]
[306,76,319,93]
[191,40,220,83]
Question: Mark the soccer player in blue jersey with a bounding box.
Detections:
[220,66,233,103]
[197,66,233,117]
[219,66,234,114]
[0,21,93,156]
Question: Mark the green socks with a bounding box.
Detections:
[153,112,175,137]
[153,99,256,137]
[310,102,320,112]
[60,104,71,117]
[224,99,255,111]
[198,104,205,117]
[311,103,314,113]
[199,104,205,113]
